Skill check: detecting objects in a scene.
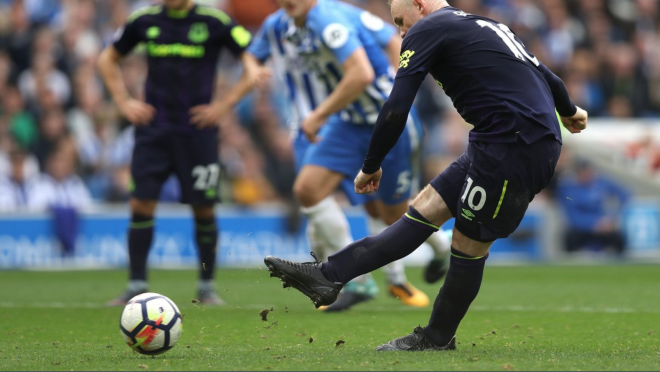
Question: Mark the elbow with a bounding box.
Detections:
[96,49,107,70]
[356,67,375,89]
[97,47,121,71]
[96,48,114,72]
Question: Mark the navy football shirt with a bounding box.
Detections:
[397,7,561,144]
[113,5,251,129]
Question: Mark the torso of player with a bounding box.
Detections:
[284,4,393,125]
[124,6,243,130]
[402,7,561,144]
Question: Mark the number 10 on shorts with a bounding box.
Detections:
[461,177,486,211]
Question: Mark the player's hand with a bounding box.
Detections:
[354,168,382,194]
[118,99,155,125]
[302,110,327,143]
[190,102,230,128]
[249,66,273,89]
[560,106,588,134]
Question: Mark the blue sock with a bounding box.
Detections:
[128,214,154,281]
[424,248,488,346]
[321,206,438,283]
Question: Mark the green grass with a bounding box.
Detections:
[1,265,659,371]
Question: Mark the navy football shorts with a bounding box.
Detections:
[431,135,561,242]
[131,127,220,205]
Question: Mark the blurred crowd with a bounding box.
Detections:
[0,0,657,215]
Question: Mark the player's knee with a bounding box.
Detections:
[450,227,493,258]
[380,203,409,225]
[192,205,215,220]
[410,185,451,227]
[130,199,157,217]
[293,180,321,207]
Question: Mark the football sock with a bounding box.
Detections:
[128,213,154,282]
[302,197,372,285]
[198,279,215,293]
[424,248,488,346]
[426,229,452,259]
[368,217,407,285]
[322,206,438,284]
[127,280,148,293]
[196,217,218,281]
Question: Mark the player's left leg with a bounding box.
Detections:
[174,129,224,305]
[107,129,172,306]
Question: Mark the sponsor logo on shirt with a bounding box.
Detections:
[399,50,415,68]
[146,42,205,58]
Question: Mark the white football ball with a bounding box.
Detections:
[119,293,183,355]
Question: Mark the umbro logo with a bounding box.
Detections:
[461,208,475,221]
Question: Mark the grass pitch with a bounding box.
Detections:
[1,265,659,371]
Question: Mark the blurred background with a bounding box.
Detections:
[0,0,659,270]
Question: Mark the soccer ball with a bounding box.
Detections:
[119,293,183,355]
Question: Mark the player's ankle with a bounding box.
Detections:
[127,280,148,292]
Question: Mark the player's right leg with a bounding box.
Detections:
[365,202,429,308]
[264,151,481,350]
[107,129,172,306]
[106,197,159,306]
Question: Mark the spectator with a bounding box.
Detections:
[30,142,91,210]
[0,0,658,208]
[30,144,91,256]
[1,85,38,149]
[17,53,71,111]
[0,145,40,211]
[555,159,630,257]
[31,108,70,168]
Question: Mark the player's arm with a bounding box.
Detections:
[97,46,155,125]
[191,52,271,128]
[191,17,274,128]
[360,10,401,72]
[98,16,155,126]
[356,28,439,192]
[386,36,403,72]
[302,13,375,142]
[355,72,425,193]
[537,63,587,134]
[303,48,375,141]
[223,52,271,104]
[191,16,272,128]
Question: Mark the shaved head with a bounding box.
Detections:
[389,0,448,38]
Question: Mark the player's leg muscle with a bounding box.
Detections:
[411,184,453,227]
[379,201,409,226]
[293,165,345,207]
[450,227,494,258]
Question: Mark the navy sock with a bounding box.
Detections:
[128,214,154,281]
[424,248,488,346]
[321,206,438,283]
[196,217,218,281]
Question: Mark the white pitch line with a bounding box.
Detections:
[0,302,657,314]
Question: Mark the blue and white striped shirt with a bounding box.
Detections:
[247,1,397,127]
